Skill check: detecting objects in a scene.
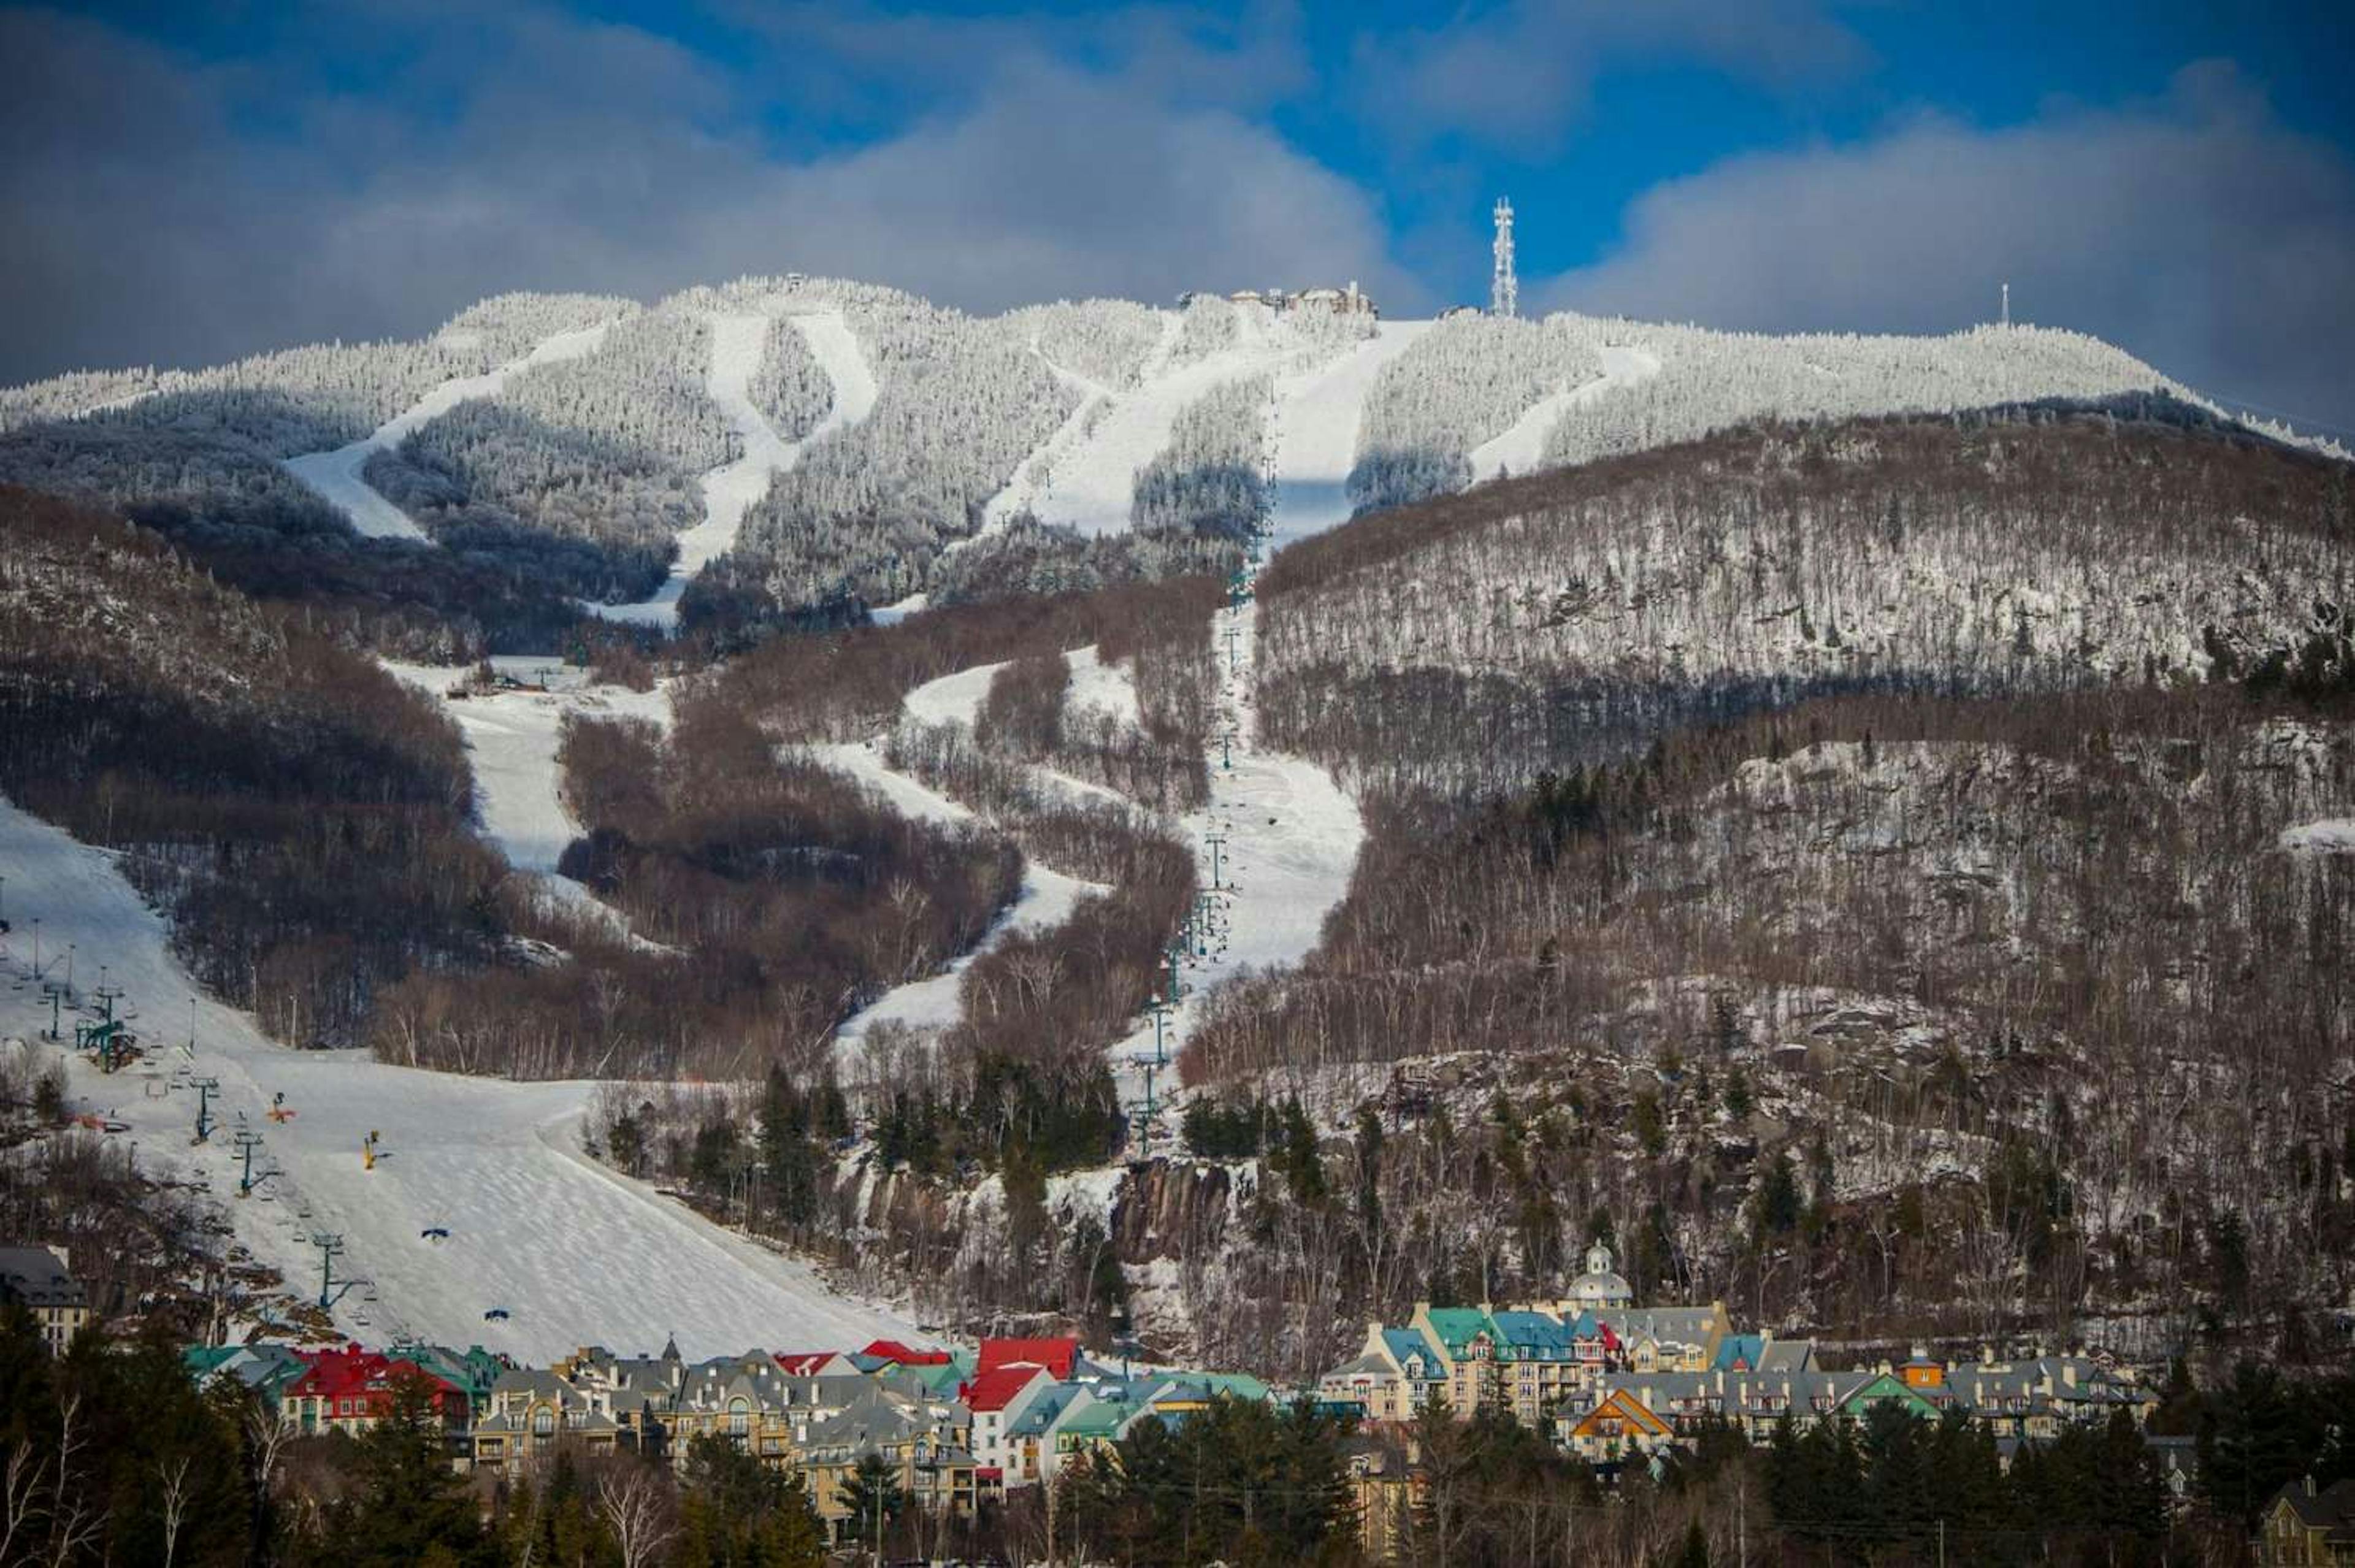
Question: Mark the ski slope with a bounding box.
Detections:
[1468,343,1664,483]
[0,798,924,1361]
[1003,310,1431,546]
[1265,320,1434,547]
[812,741,1102,1061]
[283,322,616,540]
[1103,600,1363,1126]
[592,310,877,629]
[806,616,1361,1123]
[381,657,676,949]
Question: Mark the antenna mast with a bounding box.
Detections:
[1492,197,1518,319]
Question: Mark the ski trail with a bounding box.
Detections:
[0,797,924,1360]
[589,309,877,630]
[282,322,616,540]
[1105,599,1363,1133]
[811,741,1103,1063]
[1265,319,1434,548]
[1468,343,1664,483]
[381,657,676,953]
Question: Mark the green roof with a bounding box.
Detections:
[1060,1399,1138,1438]
[1420,1309,1498,1355]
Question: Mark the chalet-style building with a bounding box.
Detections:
[283,1345,469,1437]
[0,1246,90,1352]
[2258,1476,2355,1566]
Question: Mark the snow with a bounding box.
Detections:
[2280,819,2355,854]
[1063,645,1143,729]
[904,660,1008,730]
[1265,321,1434,546]
[0,797,924,1361]
[1468,343,1663,483]
[997,310,1428,549]
[1108,598,1364,1123]
[380,658,673,947]
[282,322,615,540]
[589,309,878,629]
[805,742,1104,1060]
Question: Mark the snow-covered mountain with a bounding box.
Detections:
[4,273,2274,649]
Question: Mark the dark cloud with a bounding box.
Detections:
[1542,62,2355,437]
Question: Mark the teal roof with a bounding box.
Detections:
[1060,1398,1139,1438]
[1420,1309,1497,1355]
[1380,1328,1443,1373]
[908,1361,965,1396]
[1713,1334,1766,1371]
[1491,1310,1579,1360]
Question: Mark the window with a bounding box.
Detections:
[532,1406,554,1437]
[729,1400,749,1437]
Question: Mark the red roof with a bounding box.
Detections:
[978,1336,1080,1380]
[862,1338,952,1367]
[288,1345,461,1405]
[960,1363,1051,1413]
[774,1352,844,1375]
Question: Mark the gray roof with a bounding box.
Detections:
[0,1248,85,1311]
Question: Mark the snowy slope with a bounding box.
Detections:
[1266,321,1434,546]
[282,322,615,539]
[1105,598,1363,1130]
[811,741,1103,1060]
[0,798,924,1361]
[381,657,673,946]
[591,310,876,629]
[1468,343,1663,483]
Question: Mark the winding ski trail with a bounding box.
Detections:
[1468,343,1664,483]
[591,310,876,629]
[282,322,616,540]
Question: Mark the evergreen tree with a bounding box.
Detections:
[837,1453,905,1545]
[315,1367,491,1567]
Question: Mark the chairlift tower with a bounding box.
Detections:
[1492,198,1518,319]
[232,1129,273,1198]
[310,1233,369,1311]
[191,1077,220,1144]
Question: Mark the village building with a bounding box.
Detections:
[0,1245,89,1352]
[2258,1475,2355,1566]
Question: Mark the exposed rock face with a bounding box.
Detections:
[1111,1158,1247,1264]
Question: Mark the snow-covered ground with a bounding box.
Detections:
[1468,343,1663,483]
[1105,598,1363,1134]
[2281,818,2355,853]
[282,322,616,540]
[381,657,673,946]
[1064,644,1143,729]
[591,310,876,629]
[904,660,1007,730]
[1265,321,1433,548]
[0,798,923,1361]
[811,741,1103,1060]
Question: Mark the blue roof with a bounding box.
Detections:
[1380,1328,1442,1372]
[1491,1310,1579,1357]
[1713,1334,1766,1371]
[1005,1388,1073,1438]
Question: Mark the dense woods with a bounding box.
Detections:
[1349,314,1599,511]
[1265,405,2353,795]
[0,486,503,1045]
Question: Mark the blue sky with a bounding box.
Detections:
[5,1,2353,432]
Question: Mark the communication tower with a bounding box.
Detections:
[1492,197,1518,319]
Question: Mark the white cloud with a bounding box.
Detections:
[1352,0,1873,152]
[0,3,1410,382]
[1543,62,2355,435]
